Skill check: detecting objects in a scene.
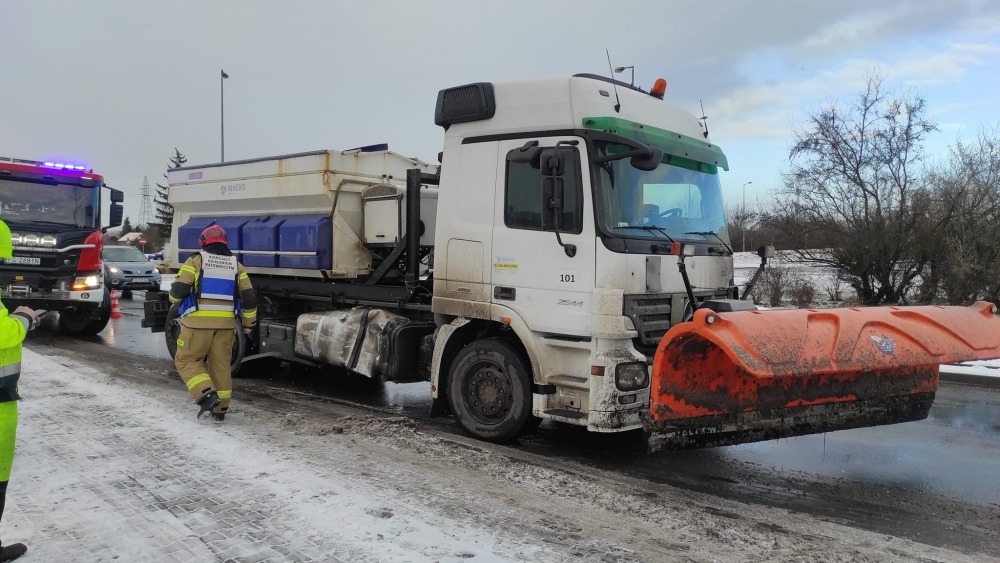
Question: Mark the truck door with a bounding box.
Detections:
[490,138,595,336]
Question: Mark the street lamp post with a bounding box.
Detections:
[742,181,752,252]
[221,69,229,162]
[613,66,635,87]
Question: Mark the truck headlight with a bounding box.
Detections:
[71,275,101,290]
[615,362,649,392]
[40,235,57,247]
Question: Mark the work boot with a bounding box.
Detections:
[0,542,27,562]
[196,391,220,419]
[211,412,226,421]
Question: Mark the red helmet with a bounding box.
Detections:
[200,225,228,247]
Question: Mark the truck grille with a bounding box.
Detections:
[624,290,734,355]
[623,294,673,353]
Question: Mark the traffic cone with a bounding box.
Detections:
[110,290,122,319]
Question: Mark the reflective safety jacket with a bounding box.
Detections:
[169,251,257,330]
[0,296,31,403]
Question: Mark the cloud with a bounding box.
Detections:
[707,33,1000,143]
[799,6,917,56]
[890,42,1000,85]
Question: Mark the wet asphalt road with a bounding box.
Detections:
[26,291,1000,556]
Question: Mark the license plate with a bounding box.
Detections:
[3,256,41,266]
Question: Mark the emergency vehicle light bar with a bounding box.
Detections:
[42,162,87,171]
[0,156,88,171]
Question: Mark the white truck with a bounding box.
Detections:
[144,74,1000,450]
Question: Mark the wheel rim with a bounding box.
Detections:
[59,306,92,332]
[463,359,514,425]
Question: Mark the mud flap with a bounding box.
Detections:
[647,301,1000,451]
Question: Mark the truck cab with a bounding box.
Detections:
[0,156,124,334]
[140,75,1000,449]
[429,75,737,438]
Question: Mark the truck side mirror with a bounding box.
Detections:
[630,147,663,172]
[540,151,565,176]
[540,177,564,231]
[109,203,124,227]
[757,245,775,258]
[109,188,125,203]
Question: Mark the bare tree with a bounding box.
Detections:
[780,72,937,305]
[921,127,1000,304]
[724,203,757,252]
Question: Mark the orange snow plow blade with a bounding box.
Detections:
[647,301,1000,451]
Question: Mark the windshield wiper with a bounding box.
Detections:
[613,225,676,242]
[685,231,733,254]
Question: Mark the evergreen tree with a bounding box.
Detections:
[121,215,134,233]
[153,148,187,237]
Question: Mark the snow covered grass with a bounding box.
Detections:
[734,251,846,308]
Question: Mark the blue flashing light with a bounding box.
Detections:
[42,161,87,171]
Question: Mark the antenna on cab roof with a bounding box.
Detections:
[605,50,621,113]
[699,100,710,138]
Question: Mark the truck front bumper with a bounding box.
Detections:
[1,283,105,311]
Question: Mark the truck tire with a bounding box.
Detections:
[448,338,532,443]
[163,302,246,377]
[59,288,112,335]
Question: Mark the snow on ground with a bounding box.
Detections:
[6,348,992,563]
[940,359,1000,381]
[8,350,513,562]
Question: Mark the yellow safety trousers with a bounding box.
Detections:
[174,325,235,414]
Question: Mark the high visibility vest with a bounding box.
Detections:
[180,252,239,317]
[0,299,26,402]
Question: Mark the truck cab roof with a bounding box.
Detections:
[436,75,712,146]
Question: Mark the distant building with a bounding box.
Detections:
[117,232,143,244]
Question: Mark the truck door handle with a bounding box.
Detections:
[494,286,516,301]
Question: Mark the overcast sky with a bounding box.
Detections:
[3,1,999,223]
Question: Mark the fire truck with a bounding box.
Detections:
[0,156,123,334]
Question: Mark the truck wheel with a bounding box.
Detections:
[59,288,112,335]
[448,338,532,443]
[229,326,247,378]
[164,303,246,377]
[164,302,182,359]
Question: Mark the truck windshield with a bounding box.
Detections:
[0,179,96,228]
[593,141,727,242]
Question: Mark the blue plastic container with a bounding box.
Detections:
[242,216,286,268]
[177,217,217,262]
[213,216,251,263]
[278,214,332,270]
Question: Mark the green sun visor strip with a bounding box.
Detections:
[582,116,729,172]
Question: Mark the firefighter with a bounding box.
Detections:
[0,219,36,562]
[170,225,257,420]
